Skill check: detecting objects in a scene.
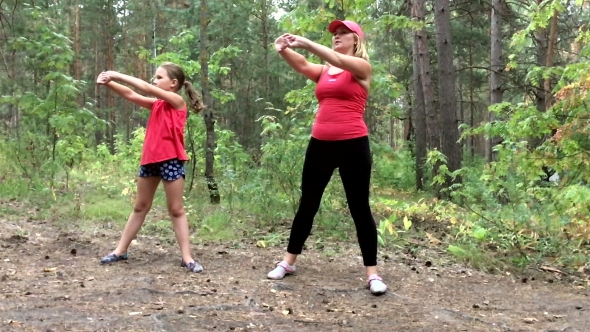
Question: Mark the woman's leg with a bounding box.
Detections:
[338,137,384,291]
[285,138,336,262]
[268,138,335,279]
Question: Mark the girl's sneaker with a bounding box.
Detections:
[367,274,387,295]
[267,261,296,280]
[181,260,204,273]
[100,253,128,264]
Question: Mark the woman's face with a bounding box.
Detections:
[331,26,356,54]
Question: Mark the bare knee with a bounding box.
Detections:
[133,200,152,214]
[168,205,185,219]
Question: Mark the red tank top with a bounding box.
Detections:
[140,99,189,165]
[312,67,368,140]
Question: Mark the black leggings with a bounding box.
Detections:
[287,136,378,266]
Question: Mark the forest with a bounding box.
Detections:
[1,0,590,330]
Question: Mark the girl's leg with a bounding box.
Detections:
[162,177,194,263]
[104,176,160,260]
[161,160,202,272]
[338,137,386,294]
[268,138,335,279]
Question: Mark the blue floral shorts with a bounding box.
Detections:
[138,158,186,181]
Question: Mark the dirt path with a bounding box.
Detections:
[1,215,589,332]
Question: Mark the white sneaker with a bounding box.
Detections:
[367,274,387,295]
[267,261,296,280]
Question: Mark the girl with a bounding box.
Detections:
[267,20,388,295]
[96,62,205,273]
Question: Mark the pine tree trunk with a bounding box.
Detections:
[411,0,428,190]
[105,0,116,152]
[434,0,462,196]
[468,18,476,159]
[413,0,437,152]
[533,0,547,114]
[73,3,82,106]
[94,23,103,145]
[488,0,504,162]
[544,9,558,110]
[200,0,221,204]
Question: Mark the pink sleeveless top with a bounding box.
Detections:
[140,99,189,165]
[312,68,368,140]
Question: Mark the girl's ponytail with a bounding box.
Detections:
[183,81,205,113]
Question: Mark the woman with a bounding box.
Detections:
[267,20,387,295]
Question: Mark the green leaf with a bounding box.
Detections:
[403,216,412,231]
[447,245,465,255]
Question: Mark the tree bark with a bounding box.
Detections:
[533,0,547,114]
[94,21,103,145]
[411,0,428,191]
[200,0,221,204]
[414,0,437,152]
[434,0,462,195]
[488,0,504,162]
[105,0,116,152]
[544,9,558,110]
[73,2,81,107]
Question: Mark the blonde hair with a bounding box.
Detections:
[353,34,369,61]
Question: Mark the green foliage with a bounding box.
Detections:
[371,142,415,190]
[443,60,590,269]
[0,4,104,188]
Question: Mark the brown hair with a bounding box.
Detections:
[159,62,205,113]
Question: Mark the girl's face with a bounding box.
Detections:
[331,26,356,54]
[152,67,178,91]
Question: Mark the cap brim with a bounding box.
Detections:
[328,20,347,33]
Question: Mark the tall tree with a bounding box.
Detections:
[411,0,428,190]
[410,0,437,154]
[199,0,221,204]
[105,0,117,151]
[544,8,558,110]
[434,0,462,193]
[532,0,547,116]
[72,2,82,106]
[488,0,503,162]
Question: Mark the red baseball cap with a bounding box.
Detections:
[328,20,364,40]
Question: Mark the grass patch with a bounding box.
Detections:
[315,213,355,242]
[0,203,23,217]
[0,181,30,198]
[143,219,176,240]
[80,195,131,223]
[197,209,239,241]
[447,244,508,273]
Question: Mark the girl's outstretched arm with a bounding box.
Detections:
[105,71,185,110]
[103,83,156,110]
[97,72,155,110]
